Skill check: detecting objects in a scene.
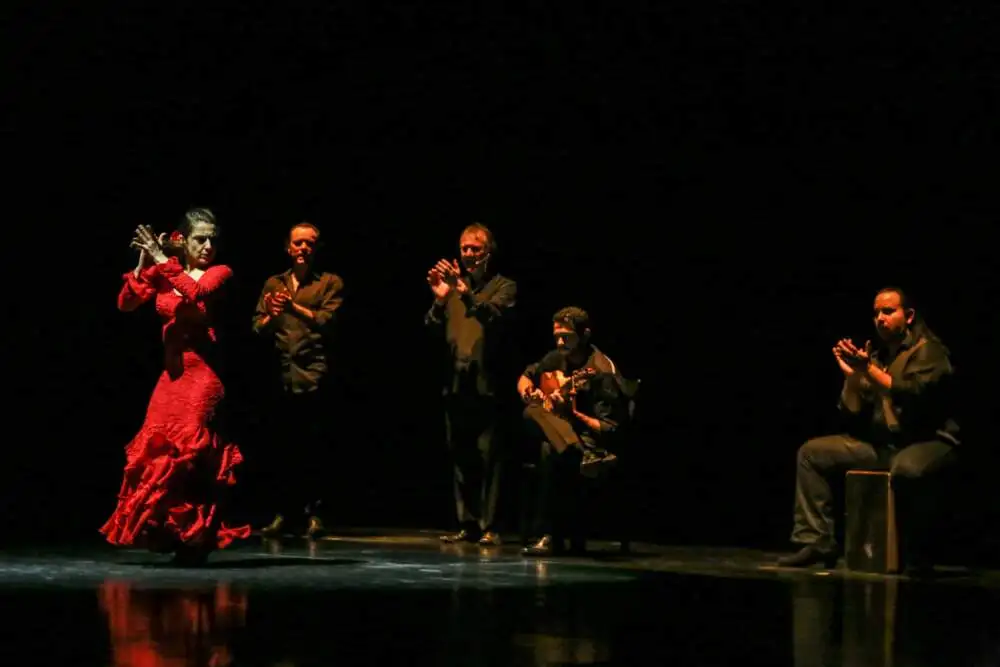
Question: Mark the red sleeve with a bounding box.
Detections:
[117,265,161,312]
[157,258,233,301]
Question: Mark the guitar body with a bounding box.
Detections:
[537,370,566,409]
[536,367,597,415]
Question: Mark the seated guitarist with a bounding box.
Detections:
[517,306,628,556]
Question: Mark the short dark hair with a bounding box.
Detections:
[553,306,590,334]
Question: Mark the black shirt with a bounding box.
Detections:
[839,329,959,446]
[523,344,628,446]
[424,272,516,397]
[253,269,344,394]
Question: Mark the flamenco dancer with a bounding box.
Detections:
[100,208,251,565]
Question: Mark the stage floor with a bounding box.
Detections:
[1,528,998,666]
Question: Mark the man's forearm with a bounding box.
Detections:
[840,383,864,413]
[839,372,872,412]
[572,410,603,432]
[289,302,316,323]
[861,363,892,392]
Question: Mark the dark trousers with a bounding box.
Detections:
[792,433,956,558]
[444,393,501,534]
[265,386,332,525]
[522,404,586,541]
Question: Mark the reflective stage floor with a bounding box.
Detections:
[1,528,998,666]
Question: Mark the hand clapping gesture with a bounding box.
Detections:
[264,289,292,317]
[131,225,168,265]
[427,258,466,300]
[833,338,871,375]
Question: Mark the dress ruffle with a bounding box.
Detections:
[100,426,250,550]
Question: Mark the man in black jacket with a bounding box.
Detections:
[425,223,517,547]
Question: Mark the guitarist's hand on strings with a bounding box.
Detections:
[521,387,544,404]
[548,390,567,408]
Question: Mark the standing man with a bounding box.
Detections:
[777,287,959,571]
[253,222,345,539]
[425,223,517,546]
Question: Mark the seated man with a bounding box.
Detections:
[777,286,960,571]
[517,306,629,556]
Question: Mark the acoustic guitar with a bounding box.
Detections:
[533,367,598,415]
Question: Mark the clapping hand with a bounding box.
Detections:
[427,259,464,299]
[264,290,291,317]
[834,338,871,373]
[438,259,469,294]
[131,225,168,264]
[437,259,462,284]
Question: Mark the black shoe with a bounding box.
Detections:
[776,545,839,569]
[260,514,285,538]
[306,516,326,540]
[478,531,502,547]
[522,535,558,556]
[440,529,480,544]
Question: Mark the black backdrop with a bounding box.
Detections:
[4,6,998,560]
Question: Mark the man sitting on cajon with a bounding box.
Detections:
[776,286,959,572]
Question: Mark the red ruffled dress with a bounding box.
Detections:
[100,257,251,553]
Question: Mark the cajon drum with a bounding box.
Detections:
[844,470,899,574]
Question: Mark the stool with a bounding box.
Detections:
[844,470,899,574]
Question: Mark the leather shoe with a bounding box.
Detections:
[478,531,501,546]
[306,516,326,539]
[260,515,284,538]
[522,535,557,556]
[776,545,839,569]
[440,529,479,544]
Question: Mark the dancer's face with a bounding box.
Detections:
[186,222,218,269]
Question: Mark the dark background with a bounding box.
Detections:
[4,7,997,560]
